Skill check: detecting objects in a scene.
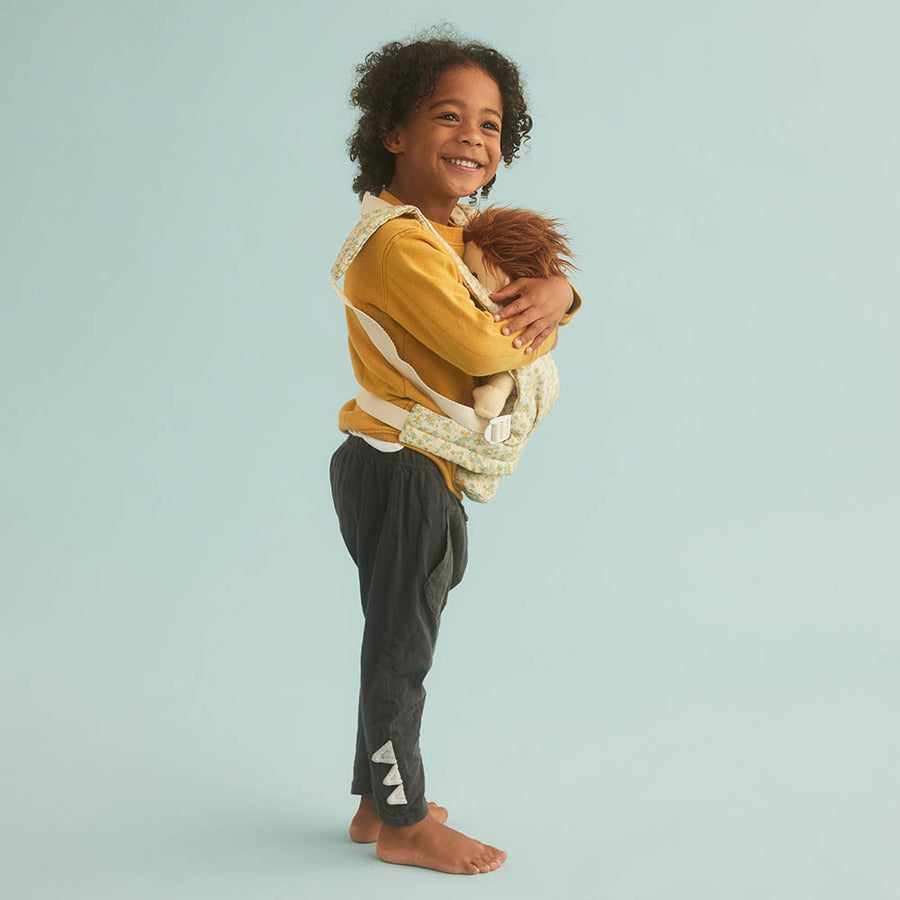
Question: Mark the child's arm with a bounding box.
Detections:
[375,226,557,376]
[490,277,581,353]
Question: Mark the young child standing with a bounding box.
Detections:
[330,33,579,875]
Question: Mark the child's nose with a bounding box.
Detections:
[459,122,483,146]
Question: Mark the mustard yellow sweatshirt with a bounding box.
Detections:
[338,190,580,498]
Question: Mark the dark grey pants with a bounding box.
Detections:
[330,436,468,827]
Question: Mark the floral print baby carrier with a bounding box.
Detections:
[332,193,559,503]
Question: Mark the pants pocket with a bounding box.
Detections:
[424,519,454,620]
[423,504,467,619]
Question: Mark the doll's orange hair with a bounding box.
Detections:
[463,206,577,279]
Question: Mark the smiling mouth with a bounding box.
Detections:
[444,157,483,170]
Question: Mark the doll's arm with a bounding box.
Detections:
[472,371,516,419]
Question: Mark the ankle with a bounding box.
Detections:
[380,815,433,838]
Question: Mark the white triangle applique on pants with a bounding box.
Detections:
[372,741,406,804]
[386,784,407,805]
[371,741,397,764]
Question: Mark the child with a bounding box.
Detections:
[330,33,580,876]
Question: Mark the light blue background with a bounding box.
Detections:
[2,1,898,897]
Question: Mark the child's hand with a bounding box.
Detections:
[490,276,574,354]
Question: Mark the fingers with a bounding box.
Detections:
[495,304,554,351]
[491,295,526,322]
[488,276,566,351]
[495,292,547,335]
[494,297,529,322]
[488,278,526,308]
[501,308,540,338]
[521,325,555,354]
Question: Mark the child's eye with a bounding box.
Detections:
[483,121,500,131]
[438,113,459,121]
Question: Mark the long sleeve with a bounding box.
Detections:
[379,225,557,377]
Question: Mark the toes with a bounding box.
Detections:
[426,801,449,822]
[473,851,496,873]
[465,840,506,874]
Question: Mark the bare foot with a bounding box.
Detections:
[376,815,507,875]
[349,796,448,843]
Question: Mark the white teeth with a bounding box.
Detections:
[446,158,480,169]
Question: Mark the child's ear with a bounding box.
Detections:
[382,128,404,155]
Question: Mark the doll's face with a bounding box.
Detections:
[463,242,510,293]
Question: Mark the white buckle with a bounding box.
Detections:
[483,414,511,444]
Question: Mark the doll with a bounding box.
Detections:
[462,206,576,419]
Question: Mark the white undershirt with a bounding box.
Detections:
[349,431,404,453]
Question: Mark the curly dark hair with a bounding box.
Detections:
[347,30,532,201]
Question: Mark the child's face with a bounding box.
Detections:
[383,64,503,220]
